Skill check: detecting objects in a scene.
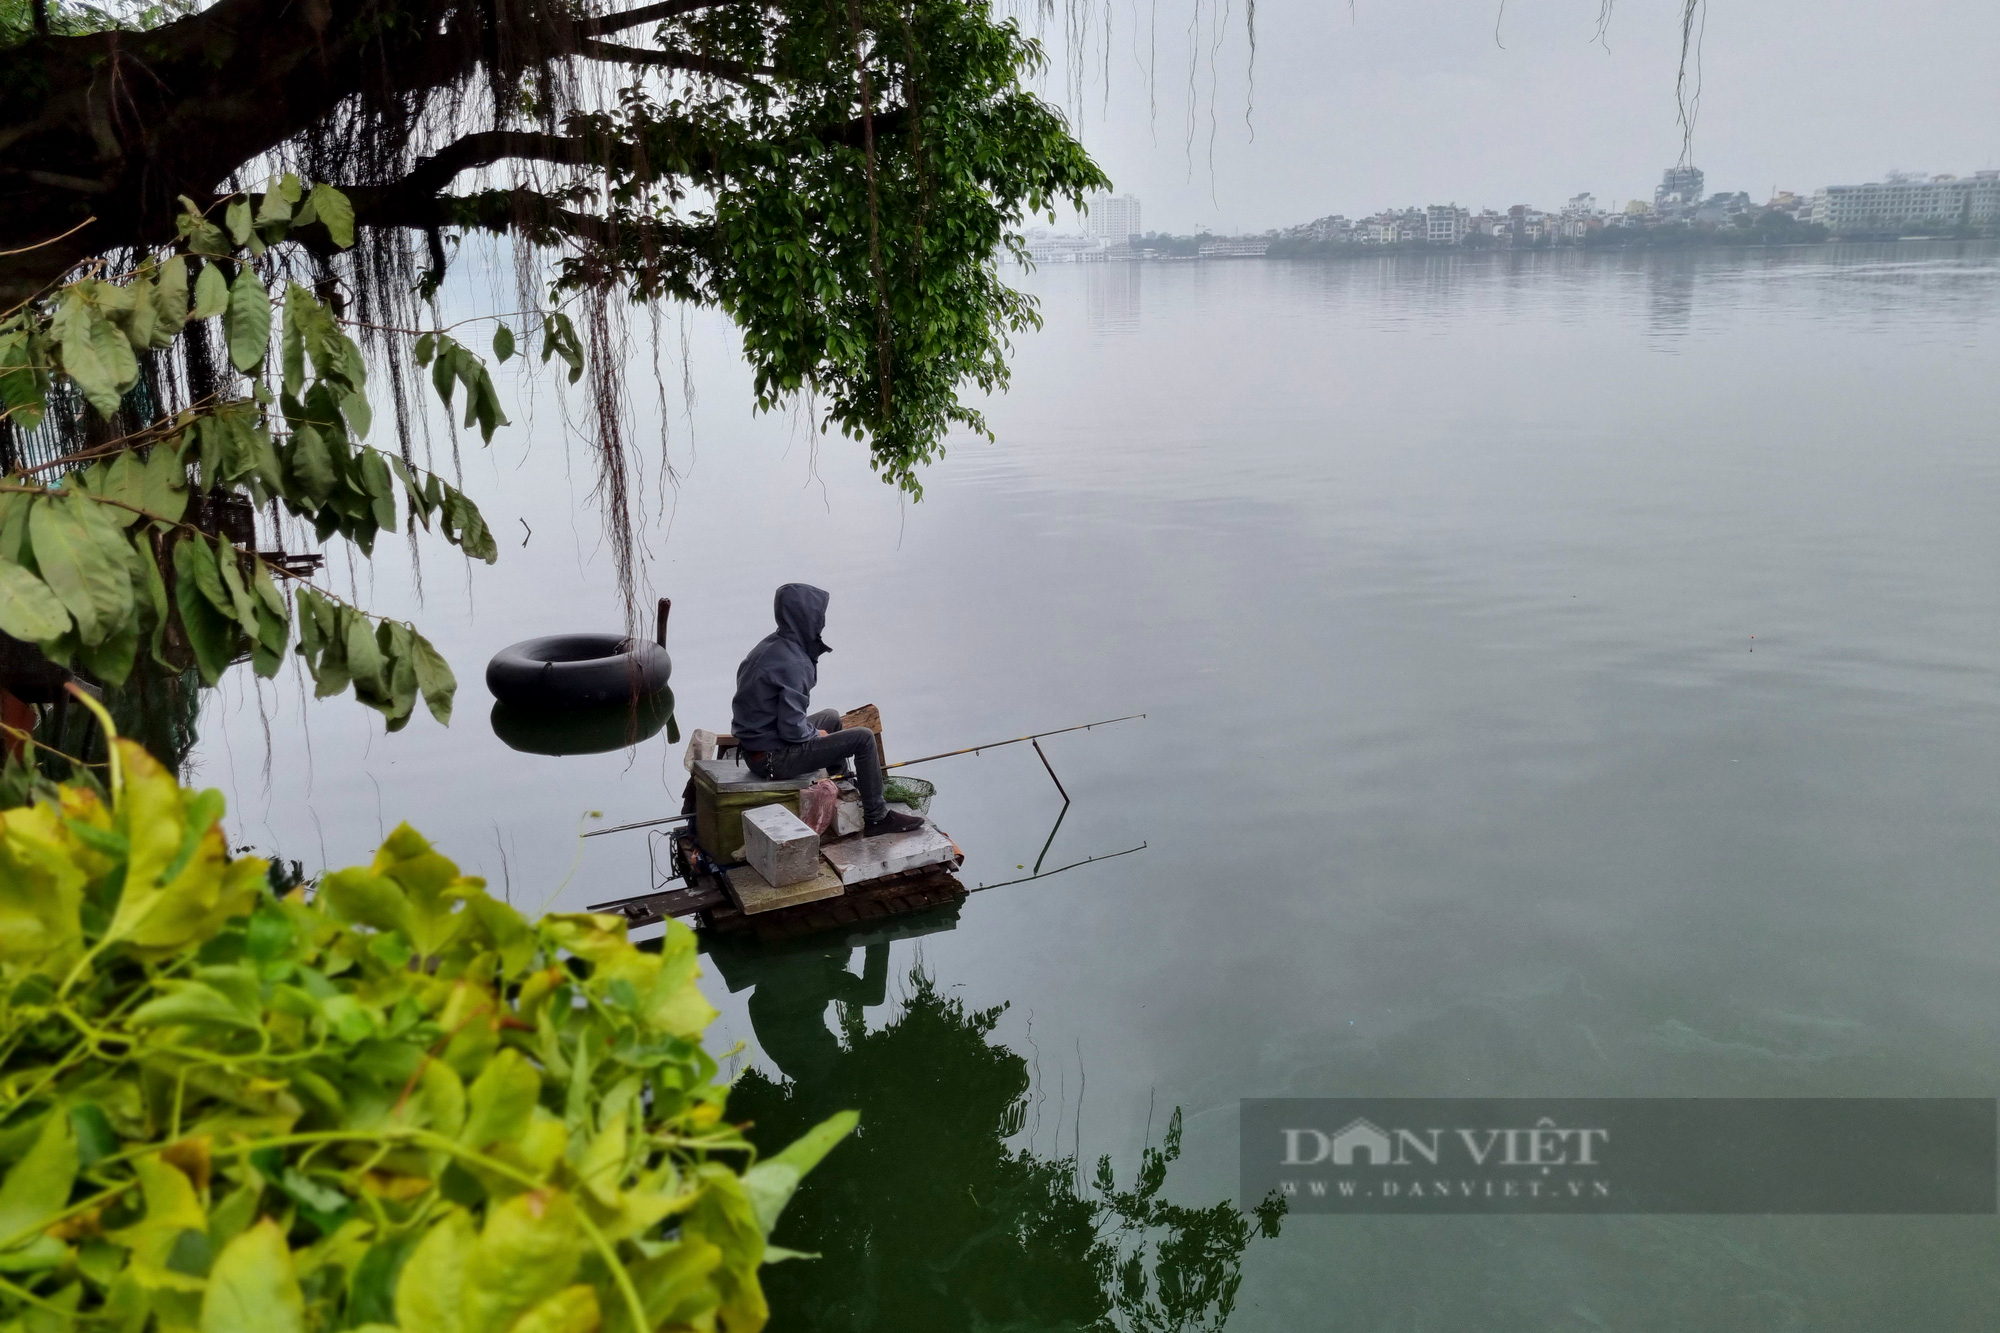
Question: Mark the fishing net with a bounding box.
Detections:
[883,776,935,814]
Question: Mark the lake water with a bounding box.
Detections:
[193,242,2000,1329]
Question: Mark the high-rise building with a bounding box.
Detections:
[1655,165,1705,213]
[1810,173,2000,231]
[1084,194,1143,250]
[1425,204,1468,243]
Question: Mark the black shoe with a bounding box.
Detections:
[863,809,925,837]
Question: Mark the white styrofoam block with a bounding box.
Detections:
[741,803,821,887]
[834,793,864,837]
[819,820,956,885]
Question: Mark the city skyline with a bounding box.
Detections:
[1029,0,2000,236]
[1044,164,2000,252]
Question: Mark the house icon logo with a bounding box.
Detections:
[1330,1118,1394,1166]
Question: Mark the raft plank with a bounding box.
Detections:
[724,861,846,914]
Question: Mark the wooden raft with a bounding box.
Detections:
[593,828,966,943]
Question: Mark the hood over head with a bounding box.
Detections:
[773,583,830,659]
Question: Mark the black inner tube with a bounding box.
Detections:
[486,634,672,710]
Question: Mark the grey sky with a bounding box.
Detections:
[1030,0,2000,233]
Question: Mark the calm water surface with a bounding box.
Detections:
[196,243,2000,1330]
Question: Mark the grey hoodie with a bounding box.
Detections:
[730,584,831,751]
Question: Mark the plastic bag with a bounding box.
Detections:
[797,778,839,835]
[683,728,720,773]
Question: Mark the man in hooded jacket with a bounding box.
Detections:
[731,584,925,837]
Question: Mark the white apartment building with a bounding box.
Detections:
[1811,173,2000,231]
[1426,205,1469,243]
[1083,194,1143,248]
[1022,231,1109,262]
[1197,238,1269,258]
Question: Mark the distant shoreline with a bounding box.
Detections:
[1020,233,1999,268]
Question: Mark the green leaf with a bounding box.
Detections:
[741,1110,856,1235]
[151,256,191,347]
[191,262,229,320]
[225,197,254,249]
[411,631,456,725]
[280,283,309,398]
[360,450,398,532]
[492,324,514,362]
[306,184,356,249]
[342,388,372,440]
[132,529,170,664]
[374,620,418,730]
[51,286,139,417]
[441,486,497,564]
[115,275,157,352]
[0,559,72,642]
[251,558,288,622]
[255,176,294,228]
[226,269,272,373]
[0,491,28,564]
[541,312,583,384]
[0,1113,77,1251]
[140,444,189,523]
[0,328,48,433]
[431,340,457,410]
[67,1105,115,1168]
[29,492,133,646]
[461,1049,540,1149]
[77,608,138,687]
[83,450,147,526]
[388,456,430,530]
[215,538,260,639]
[177,198,230,258]
[288,425,336,505]
[200,1218,304,1333]
[173,537,237,684]
[414,332,436,366]
[175,529,233,619]
[129,979,261,1030]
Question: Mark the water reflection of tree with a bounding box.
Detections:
[719,935,1283,1332]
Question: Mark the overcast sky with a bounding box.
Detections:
[1024,0,2000,233]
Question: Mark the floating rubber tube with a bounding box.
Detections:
[485,633,672,710]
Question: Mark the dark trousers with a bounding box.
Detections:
[747,708,888,822]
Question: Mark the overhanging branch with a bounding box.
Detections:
[578,38,774,84]
[575,0,750,37]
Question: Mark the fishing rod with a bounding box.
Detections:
[581,812,692,839]
[885,713,1146,770]
[971,842,1148,893]
[581,713,1144,838]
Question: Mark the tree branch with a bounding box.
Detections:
[578,38,773,84]
[342,181,709,256]
[574,0,748,38]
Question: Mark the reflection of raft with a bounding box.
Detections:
[591,708,967,942]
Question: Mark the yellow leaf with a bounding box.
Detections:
[395,1207,472,1333]
[200,1218,303,1333]
[461,1049,540,1151]
[507,1284,599,1333]
[0,805,85,970]
[107,743,263,956]
[465,1190,586,1333]
[575,1111,626,1207]
[0,1113,77,1251]
[105,1154,208,1267]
